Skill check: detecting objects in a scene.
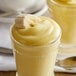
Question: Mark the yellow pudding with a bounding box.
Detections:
[12,14,60,46]
[55,0,76,5]
[11,14,61,76]
[47,0,76,44]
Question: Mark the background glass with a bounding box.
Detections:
[47,0,76,57]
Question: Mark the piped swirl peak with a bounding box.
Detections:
[12,14,61,46]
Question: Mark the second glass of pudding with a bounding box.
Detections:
[47,0,76,57]
[11,14,61,76]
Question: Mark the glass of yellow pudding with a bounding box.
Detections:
[10,14,61,76]
[47,0,76,56]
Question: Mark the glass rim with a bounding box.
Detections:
[10,24,61,48]
[47,0,76,8]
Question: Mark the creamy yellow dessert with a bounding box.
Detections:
[47,0,76,44]
[12,14,60,46]
[11,14,61,76]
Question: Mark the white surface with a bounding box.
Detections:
[0,0,45,13]
[55,66,76,73]
[0,22,12,49]
[0,5,48,17]
[0,53,16,71]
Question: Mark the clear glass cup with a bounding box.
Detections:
[47,0,76,57]
[10,24,61,76]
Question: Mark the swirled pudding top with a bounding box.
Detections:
[12,14,61,46]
